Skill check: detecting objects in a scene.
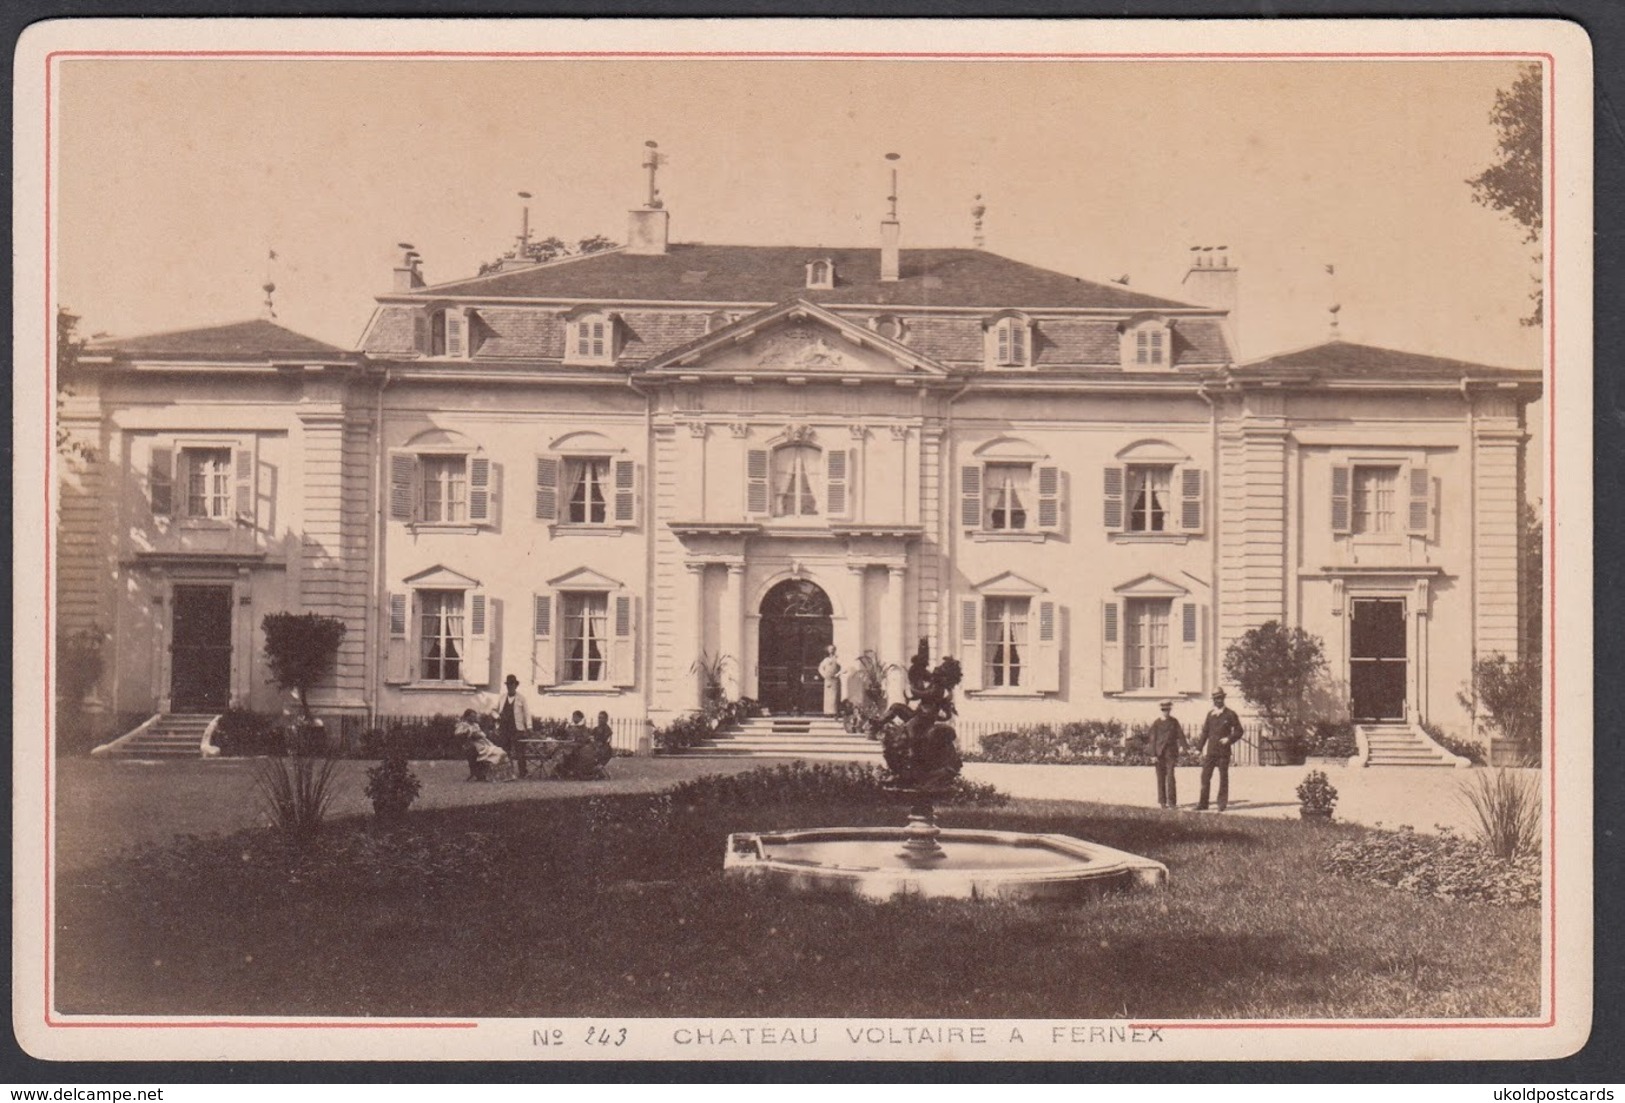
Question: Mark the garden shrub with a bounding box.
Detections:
[1324,826,1539,907]
[665,761,1006,809]
[967,720,1198,766]
[1422,721,1486,766]
[653,711,714,751]
[254,749,341,849]
[1458,653,1542,765]
[213,709,287,757]
[359,714,463,760]
[1307,719,1358,759]
[1456,767,1541,859]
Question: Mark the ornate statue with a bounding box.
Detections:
[817,645,842,716]
[869,638,963,791]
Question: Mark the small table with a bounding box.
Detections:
[516,738,573,778]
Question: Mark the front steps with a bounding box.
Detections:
[91,713,221,759]
[666,714,884,761]
[1357,723,1470,768]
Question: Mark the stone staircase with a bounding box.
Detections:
[668,714,884,761]
[1357,722,1469,768]
[91,713,221,759]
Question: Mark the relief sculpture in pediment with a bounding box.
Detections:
[755,325,848,371]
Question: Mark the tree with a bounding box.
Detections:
[477,233,618,276]
[55,306,96,463]
[261,613,347,722]
[1466,64,1543,326]
[1222,621,1327,752]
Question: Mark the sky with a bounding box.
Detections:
[55,57,1542,369]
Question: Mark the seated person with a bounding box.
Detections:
[589,711,615,773]
[553,710,603,780]
[460,708,512,782]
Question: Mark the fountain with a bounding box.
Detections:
[724,640,1168,902]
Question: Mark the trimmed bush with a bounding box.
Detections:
[666,761,1006,809]
[1306,719,1358,759]
[967,720,1202,766]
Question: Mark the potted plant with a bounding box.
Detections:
[1296,769,1339,821]
[364,753,422,823]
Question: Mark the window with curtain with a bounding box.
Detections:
[771,444,820,517]
[1124,598,1171,689]
[1352,466,1400,534]
[1127,465,1172,532]
[182,448,232,519]
[565,457,610,524]
[984,462,1032,530]
[419,590,464,681]
[562,592,609,682]
[419,454,467,523]
[985,597,1029,688]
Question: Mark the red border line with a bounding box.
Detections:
[38,45,1565,1037]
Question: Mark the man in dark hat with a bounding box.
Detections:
[1147,699,1185,809]
[491,673,532,779]
[1194,688,1244,812]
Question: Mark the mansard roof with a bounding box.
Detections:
[89,319,350,361]
[640,298,947,376]
[411,244,1200,312]
[1236,340,1539,382]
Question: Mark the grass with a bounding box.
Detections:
[54,788,1540,1021]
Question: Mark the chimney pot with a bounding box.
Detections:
[1182,245,1240,359]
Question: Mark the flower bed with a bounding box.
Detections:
[1324,826,1540,907]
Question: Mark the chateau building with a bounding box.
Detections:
[57,187,1541,749]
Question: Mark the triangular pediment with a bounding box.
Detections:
[546,566,625,591]
[403,564,481,589]
[1113,573,1190,598]
[640,299,947,377]
[972,571,1047,597]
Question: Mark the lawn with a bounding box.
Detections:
[54,769,1540,1020]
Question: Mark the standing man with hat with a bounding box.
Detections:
[1195,688,1244,812]
[1147,699,1185,809]
[492,673,532,780]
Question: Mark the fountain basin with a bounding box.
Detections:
[723,827,1167,903]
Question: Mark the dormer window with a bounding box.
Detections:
[414,307,470,358]
[1121,315,1174,369]
[565,310,618,365]
[805,259,835,290]
[985,313,1033,368]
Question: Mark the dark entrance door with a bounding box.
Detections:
[171,584,233,711]
[757,579,834,715]
[1350,598,1407,721]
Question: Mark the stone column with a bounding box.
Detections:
[721,561,745,700]
[684,561,708,710]
[883,564,908,703]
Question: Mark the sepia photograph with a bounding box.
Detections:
[12,18,1594,1063]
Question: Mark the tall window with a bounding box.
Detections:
[985,463,1031,530]
[1135,328,1166,366]
[561,592,609,683]
[772,445,820,517]
[182,448,232,519]
[1128,465,1172,532]
[419,590,464,681]
[1124,599,1171,689]
[419,455,467,523]
[566,458,610,524]
[1352,466,1400,535]
[985,597,1029,688]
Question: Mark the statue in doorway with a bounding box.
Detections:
[817,645,843,715]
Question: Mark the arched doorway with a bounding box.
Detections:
[757,579,834,715]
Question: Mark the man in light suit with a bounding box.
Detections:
[491,673,532,779]
[1195,688,1244,812]
[1147,699,1185,809]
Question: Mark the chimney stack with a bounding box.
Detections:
[393,243,424,292]
[626,140,670,256]
[880,153,901,282]
[1181,244,1239,358]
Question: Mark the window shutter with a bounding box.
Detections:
[149,445,174,517]
[412,314,428,354]
[463,592,490,686]
[961,465,982,529]
[1033,599,1060,693]
[1036,465,1062,532]
[959,597,983,691]
[535,455,559,521]
[468,455,492,524]
[1407,466,1433,538]
[611,593,638,688]
[385,592,410,683]
[745,449,770,516]
[389,451,416,522]
[996,325,1011,365]
[1331,465,1352,535]
[232,446,255,525]
[1180,467,1205,533]
[532,593,556,689]
[1103,466,1126,532]
[826,449,850,517]
[446,312,466,357]
[1100,599,1123,694]
[1178,601,1205,692]
[613,459,639,525]
[1013,323,1028,366]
